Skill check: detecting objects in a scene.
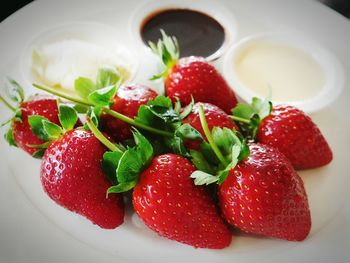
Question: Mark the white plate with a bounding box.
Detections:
[0,0,350,262]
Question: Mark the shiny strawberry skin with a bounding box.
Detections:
[218,143,311,241]
[12,97,60,155]
[257,105,333,170]
[183,102,239,150]
[133,154,232,249]
[40,129,124,229]
[100,84,157,142]
[165,57,238,114]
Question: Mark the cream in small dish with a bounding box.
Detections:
[21,22,138,92]
[223,32,345,113]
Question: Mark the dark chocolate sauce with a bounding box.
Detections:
[141,9,225,58]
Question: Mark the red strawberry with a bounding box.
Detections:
[40,129,124,229]
[12,96,60,155]
[100,84,157,142]
[218,143,311,241]
[183,102,239,149]
[257,105,332,170]
[150,31,238,114]
[133,154,232,249]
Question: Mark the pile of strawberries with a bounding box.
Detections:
[0,32,332,249]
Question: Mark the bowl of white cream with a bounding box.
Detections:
[21,22,138,92]
[223,32,345,113]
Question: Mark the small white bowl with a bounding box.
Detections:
[20,21,139,91]
[223,32,345,113]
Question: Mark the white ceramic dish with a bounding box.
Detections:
[20,21,139,90]
[223,32,345,113]
[0,0,349,263]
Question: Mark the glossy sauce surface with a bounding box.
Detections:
[141,9,225,58]
[235,42,325,102]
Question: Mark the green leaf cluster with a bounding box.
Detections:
[74,67,122,109]
[28,103,79,158]
[135,95,200,157]
[102,129,153,193]
[232,97,272,140]
[190,127,250,186]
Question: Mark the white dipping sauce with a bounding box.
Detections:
[235,42,325,102]
[31,39,130,90]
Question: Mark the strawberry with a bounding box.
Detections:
[132,154,232,249]
[183,102,239,149]
[218,143,311,241]
[0,80,63,156]
[12,96,60,155]
[256,105,332,170]
[40,129,124,229]
[100,84,157,142]
[232,98,332,170]
[150,31,238,114]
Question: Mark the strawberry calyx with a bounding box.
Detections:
[1,79,26,147]
[149,30,179,80]
[85,116,153,193]
[190,103,250,185]
[28,102,80,158]
[231,97,272,140]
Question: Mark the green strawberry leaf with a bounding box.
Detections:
[190,170,218,185]
[4,127,17,147]
[107,180,137,194]
[133,129,153,165]
[232,103,256,120]
[179,96,194,120]
[251,97,272,120]
[217,170,230,185]
[28,115,50,141]
[135,95,180,130]
[102,151,123,185]
[232,97,272,140]
[88,85,117,107]
[175,123,202,140]
[58,104,79,131]
[200,141,220,165]
[96,67,121,89]
[149,30,179,71]
[116,148,143,183]
[6,78,24,103]
[26,141,51,149]
[115,129,153,186]
[74,77,96,100]
[42,120,63,140]
[148,105,180,123]
[174,97,182,114]
[73,104,89,113]
[32,148,46,159]
[148,95,173,108]
[164,136,190,158]
[189,150,214,174]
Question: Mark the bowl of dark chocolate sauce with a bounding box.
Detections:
[141,9,225,59]
[130,1,237,63]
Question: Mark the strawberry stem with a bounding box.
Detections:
[86,117,123,153]
[33,84,93,106]
[0,95,16,112]
[102,108,173,137]
[33,83,174,137]
[198,104,229,167]
[230,115,251,124]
